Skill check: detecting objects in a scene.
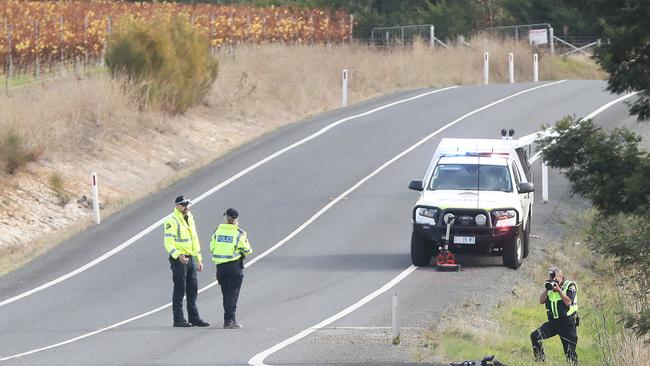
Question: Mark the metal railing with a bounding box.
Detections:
[370,24,446,48]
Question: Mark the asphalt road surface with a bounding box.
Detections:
[0,80,631,365]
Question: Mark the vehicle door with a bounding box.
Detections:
[511,160,530,225]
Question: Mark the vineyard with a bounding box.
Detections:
[0,0,352,76]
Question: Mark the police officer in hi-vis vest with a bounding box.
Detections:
[531,267,579,365]
[163,195,209,328]
[210,208,252,329]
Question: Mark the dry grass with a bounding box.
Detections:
[0,72,143,159]
[208,38,604,125]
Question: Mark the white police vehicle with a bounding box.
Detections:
[408,138,534,269]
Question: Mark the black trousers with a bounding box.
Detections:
[216,260,244,322]
[169,256,200,324]
[531,317,578,365]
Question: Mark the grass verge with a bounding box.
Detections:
[424,210,649,365]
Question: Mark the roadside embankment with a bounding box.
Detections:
[0,40,604,275]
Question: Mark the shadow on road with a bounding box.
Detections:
[259,253,413,272]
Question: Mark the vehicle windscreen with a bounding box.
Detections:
[429,164,512,192]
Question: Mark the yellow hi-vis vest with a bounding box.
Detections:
[546,280,578,320]
[163,208,202,261]
[209,223,252,265]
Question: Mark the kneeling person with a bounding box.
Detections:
[210,208,252,329]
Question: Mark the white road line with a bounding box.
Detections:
[0,86,459,309]
[248,266,417,366]
[0,81,565,361]
[247,80,568,366]
[528,92,638,164]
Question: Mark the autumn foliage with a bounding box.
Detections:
[0,0,352,71]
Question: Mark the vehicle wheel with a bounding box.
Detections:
[523,216,531,258]
[411,231,433,266]
[502,227,523,269]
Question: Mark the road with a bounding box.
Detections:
[0,80,629,365]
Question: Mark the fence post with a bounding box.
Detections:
[101,16,111,68]
[6,24,12,80]
[91,173,101,224]
[83,15,89,70]
[59,15,65,74]
[35,21,40,80]
[3,17,6,94]
[549,27,555,55]
[349,14,354,43]
[341,69,348,107]
[430,25,434,48]
[542,161,549,203]
[533,53,539,82]
[385,31,389,46]
[392,292,400,345]
[508,52,514,83]
[483,51,489,85]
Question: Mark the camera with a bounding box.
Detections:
[545,280,558,291]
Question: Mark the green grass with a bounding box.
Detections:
[1,64,107,90]
[426,212,636,366]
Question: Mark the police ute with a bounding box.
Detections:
[408,137,534,269]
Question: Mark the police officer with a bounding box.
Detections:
[210,208,252,329]
[531,267,579,364]
[163,195,209,328]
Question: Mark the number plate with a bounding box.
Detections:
[453,236,475,244]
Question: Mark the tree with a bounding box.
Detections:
[538,0,650,337]
[569,0,650,120]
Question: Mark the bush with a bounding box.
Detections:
[105,13,218,114]
[0,130,40,174]
[48,173,69,206]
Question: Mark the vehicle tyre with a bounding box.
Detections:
[502,227,523,269]
[523,216,531,258]
[411,231,432,266]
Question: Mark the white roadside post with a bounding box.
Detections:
[341,69,348,107]
[508,52,515,83]
[549,27,555,55]
[91,172,101,224]
[483,52,489,85]
[392,292,400,345]
[542,162,549,203]
[533,53,539,82]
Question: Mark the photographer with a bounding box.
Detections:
[530,267,579,365]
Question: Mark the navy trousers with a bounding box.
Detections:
[216,260,244,322]
[169,256,200,324]
[531,317,578,365]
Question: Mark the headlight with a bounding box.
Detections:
[418,208,437,218]
[475,214,487,226]
[415,207,438,224]
[491,209,517,227]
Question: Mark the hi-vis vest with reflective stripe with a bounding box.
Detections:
[546,280,578,320]
[209,223,252,265]
[163,208,202,261]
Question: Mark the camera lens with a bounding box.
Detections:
[545,281,553,291]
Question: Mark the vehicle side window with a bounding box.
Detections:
[511,161,522,187]
[516,148,533,182]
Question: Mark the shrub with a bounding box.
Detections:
[0,130,40,174]
[105,13,219,114]
[48,173,69,206]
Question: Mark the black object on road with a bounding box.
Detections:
[450,354,507,366]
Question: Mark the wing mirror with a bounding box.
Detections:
[518,182,534,194]
[408,180,423,191]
